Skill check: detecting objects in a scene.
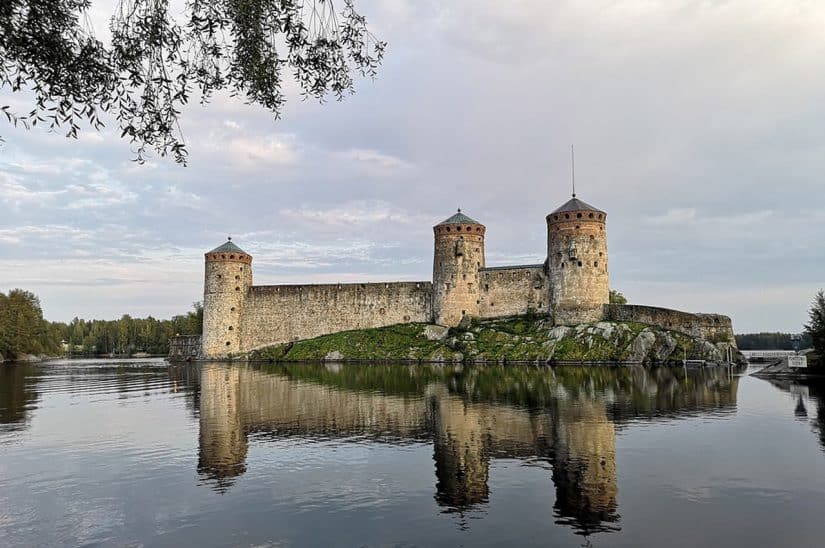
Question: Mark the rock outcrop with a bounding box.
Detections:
[247,316,746,366]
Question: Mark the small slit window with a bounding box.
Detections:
[578,261,583,267]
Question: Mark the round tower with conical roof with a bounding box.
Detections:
[432,209,486,326]
[202,238,253,357]
[546,196,609,325]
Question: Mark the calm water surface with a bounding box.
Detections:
[2,359,825,547]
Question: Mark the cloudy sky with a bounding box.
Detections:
[1,0,824,332]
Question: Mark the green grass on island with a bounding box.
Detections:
[247,315,738,365]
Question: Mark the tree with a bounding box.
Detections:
[805,290,825,368]
[1,0,385,164]
[609,290,627,305]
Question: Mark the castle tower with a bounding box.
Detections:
[432,210,486,326]
[202,239,253,358]
[546,196,609,325]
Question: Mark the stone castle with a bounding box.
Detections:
[200,195,735,358]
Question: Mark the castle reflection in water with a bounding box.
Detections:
[169,362,743,535]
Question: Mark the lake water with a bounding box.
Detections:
[1,359,825,547]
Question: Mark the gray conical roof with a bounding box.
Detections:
[207,239,249,255]
[436,209,482,226]
[550,196,605,215]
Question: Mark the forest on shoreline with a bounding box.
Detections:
[0,289,202,361]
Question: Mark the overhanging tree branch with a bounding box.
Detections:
[0,0,385,164]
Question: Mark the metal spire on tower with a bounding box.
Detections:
[571,145,576,198]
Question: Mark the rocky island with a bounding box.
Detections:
[170,195,743,366]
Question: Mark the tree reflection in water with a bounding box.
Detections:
[172,362,745,536]
[764,378,825,453]
[0,363,41,432]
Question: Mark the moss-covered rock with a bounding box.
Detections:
[245,316,745,365]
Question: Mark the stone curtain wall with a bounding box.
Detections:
[239,282,433,351]
[605,304,736,344]
[478,265,549,318]
[169,335,202,360]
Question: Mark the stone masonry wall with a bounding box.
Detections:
[203,254,252,357]
[432,223,486,326]
[478,265,549,318]
[604,304,736,345]
[169,335,202,360]
[547,211,609,325]
[240,281,433,351]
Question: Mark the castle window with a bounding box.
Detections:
[578,261,583,267]
[476,227,481,232]
[575,225,580,229]
[589,213,594,218]
[461,310,466,315]
[594,261,599,267]
[221,254,226,259]
[463,274,467,280]
[230,307,236,311]
[225,341,231,346]
[235,275,240,280]
[599,252,603,257]
[228,326,234,331]
[404,315,410,322]
[561,262,565,268]
[485,284,489,291]
[446,227,451,232]
[590,235,594,241]
[217,274,222,279]
[577,213,582,219]
[467,283,473,290]
[445,283,450,290]
[379,308,386,315]
[476,300,480,304]
[240,267,243,271]
[230,255,235,259]
[564,214,570,219]
[599,214,603,220]
[235,286,240,291]
[555,215,559,221]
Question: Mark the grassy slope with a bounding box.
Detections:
[247,315,727,364]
